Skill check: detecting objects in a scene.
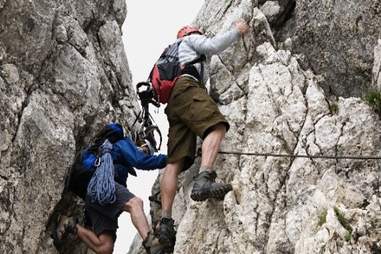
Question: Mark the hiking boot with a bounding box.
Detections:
[158,217,176,252]
[52,215,78,247]
[190,171,232,201]
[143,231,168,254]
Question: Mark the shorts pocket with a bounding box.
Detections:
[190,95,215,122]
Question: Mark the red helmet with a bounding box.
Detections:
[177,26,202,39]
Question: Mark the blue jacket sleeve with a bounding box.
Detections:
[115,137,167,170]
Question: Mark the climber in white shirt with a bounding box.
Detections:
[156,19,249,252]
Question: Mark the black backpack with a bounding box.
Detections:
[67,124,124,200]
[148,40,205,104]
[67,149,96,200]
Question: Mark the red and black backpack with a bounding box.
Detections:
[149,40,205,104]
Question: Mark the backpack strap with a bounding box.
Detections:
[181,55,206,82]
[160,40,182,61]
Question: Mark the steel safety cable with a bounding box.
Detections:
[217,150,381,160]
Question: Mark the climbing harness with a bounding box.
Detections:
[132,82,162,152]
[217,150,381,160]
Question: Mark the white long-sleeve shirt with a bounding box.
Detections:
[178,27,241,82]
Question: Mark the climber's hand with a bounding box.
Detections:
[234,19,249,34]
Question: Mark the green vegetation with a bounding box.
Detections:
[317,209,328,227]
[344,231,352,242]
[364,90,381,113]
[329,102,339,114]
[334,207,353,237]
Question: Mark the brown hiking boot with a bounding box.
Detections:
[190,171,232,201]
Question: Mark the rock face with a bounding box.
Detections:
[373,39,381,91]
[129,0,381,253]
[0,0,139,253]
[282,0,381,97]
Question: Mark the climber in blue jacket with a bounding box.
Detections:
[58,123,167,254]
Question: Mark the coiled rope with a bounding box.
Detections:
[87,140,116,205]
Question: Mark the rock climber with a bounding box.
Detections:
[57,123,167,254]
[157,20,249,250]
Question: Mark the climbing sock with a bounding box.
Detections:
[190,170,232,201]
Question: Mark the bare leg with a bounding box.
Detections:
[190,123,230,202]
[160,160,183,218]
[76,225,114,254]
[201,123,226,171]
[123,197,150,240]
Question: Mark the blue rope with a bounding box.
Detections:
[87,140,116,205]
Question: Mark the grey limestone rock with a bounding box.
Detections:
[260,1,281,23]
[0,0,138,253]
[372,39,381,91]
[289,0,381,97]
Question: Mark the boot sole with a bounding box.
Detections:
[190,184,232,202]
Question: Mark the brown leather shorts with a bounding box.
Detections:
[165,76,229,171]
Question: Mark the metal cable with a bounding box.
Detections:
[218,151,381,160]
